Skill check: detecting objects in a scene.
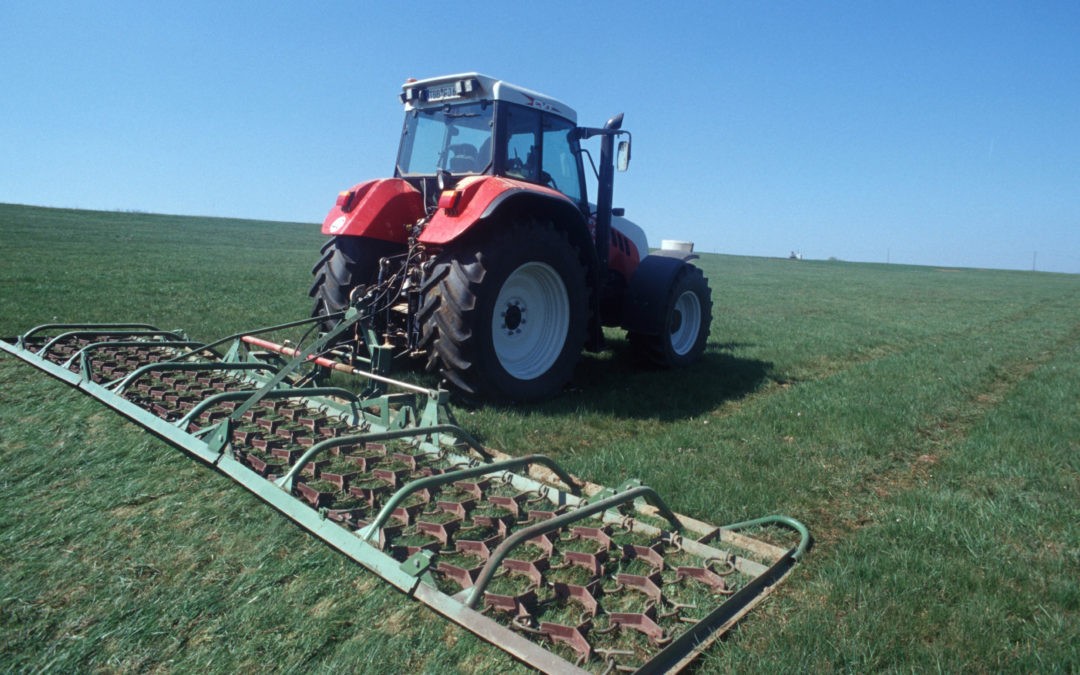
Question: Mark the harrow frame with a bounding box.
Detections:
[1,317,809,673]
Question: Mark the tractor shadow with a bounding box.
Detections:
[537,339,772,421]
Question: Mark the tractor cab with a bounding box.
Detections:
[396,74,587,210]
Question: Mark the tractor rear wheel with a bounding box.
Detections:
[422,219,587,401]
[629,263,712,367]
[309,236,400,332]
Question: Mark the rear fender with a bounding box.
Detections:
[622,255,690,335]
[322,178,423,244]
[418,175,584,246]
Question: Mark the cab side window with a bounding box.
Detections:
[505,106,541,183]
[541,116,582,203]
[502,105,584,205]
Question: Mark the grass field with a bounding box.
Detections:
[1,202,1077,672]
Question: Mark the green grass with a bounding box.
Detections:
[2,203,1078,671]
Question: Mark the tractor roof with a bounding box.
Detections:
[400,73,577,124]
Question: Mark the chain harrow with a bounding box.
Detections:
[2,323,809,673]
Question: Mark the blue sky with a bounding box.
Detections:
[3,1,1077,273]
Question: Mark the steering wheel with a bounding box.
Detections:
[506,157,525,176]
[540,171,559,190]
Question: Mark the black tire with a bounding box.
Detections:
[629,263,712,367]
[308,236,401,332]
[421,218,587,402]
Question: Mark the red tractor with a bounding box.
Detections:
[310,73,711,401]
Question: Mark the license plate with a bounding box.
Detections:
[424,84,458,102]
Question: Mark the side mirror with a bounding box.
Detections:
[617,139,631,171]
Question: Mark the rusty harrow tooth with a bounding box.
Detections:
[548,561,602,589]
[246,452,288,478]
[484,573,539,616]
[241,406,266,421]
[251,436,282,454]
[270,446,305,464]
[417,512,464,546]
[348,477,395,507]
[294,478,338,508]
[620,545,665,575]
[454,524,503,550]
[539,619,594,666]
[390,526,443,560]
[338,451,379,471]
[672,565,730,594]
[615,572,664,605]
[608,606,667,646]
[387,491,430,525]
[551,579,603,618]
[503,556,548,588]
[455,537,496,562]
[435,549,486,590]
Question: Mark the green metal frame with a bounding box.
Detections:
[1,319,811,673]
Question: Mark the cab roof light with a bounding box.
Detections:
[455,78,480,96]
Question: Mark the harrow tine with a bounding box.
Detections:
[358,454,583,545]
[37,329,186,358]
[16,322,161,347]
[110,361,275,394]
[274,424,493,492]
[178,386,363,433]
[66,340,212,376]
[464,486,681,610]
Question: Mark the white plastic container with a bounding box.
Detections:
[660,240,694,254]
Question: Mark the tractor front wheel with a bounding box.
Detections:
[629,263,712,367]
[423,219,587,402]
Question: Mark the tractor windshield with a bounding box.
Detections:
[396,101,493,176]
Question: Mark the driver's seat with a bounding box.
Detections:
[449,143,478,173]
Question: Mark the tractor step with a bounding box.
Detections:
[1,322,808,673]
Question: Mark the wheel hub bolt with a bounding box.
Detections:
[502,301,526,335]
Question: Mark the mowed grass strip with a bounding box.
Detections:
[1,203,1077,671]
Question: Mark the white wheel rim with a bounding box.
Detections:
[669,290,702,356]
[492,262,569,380]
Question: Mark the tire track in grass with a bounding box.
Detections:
[679,290,1076,481]
[702,319,1079,672]
[648,289,1071,479]
[651,284,1078,533]
[810,316,1080,545]
[769,289,1075,392]
[578,301,1076,542]
[783,327,1078,671]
